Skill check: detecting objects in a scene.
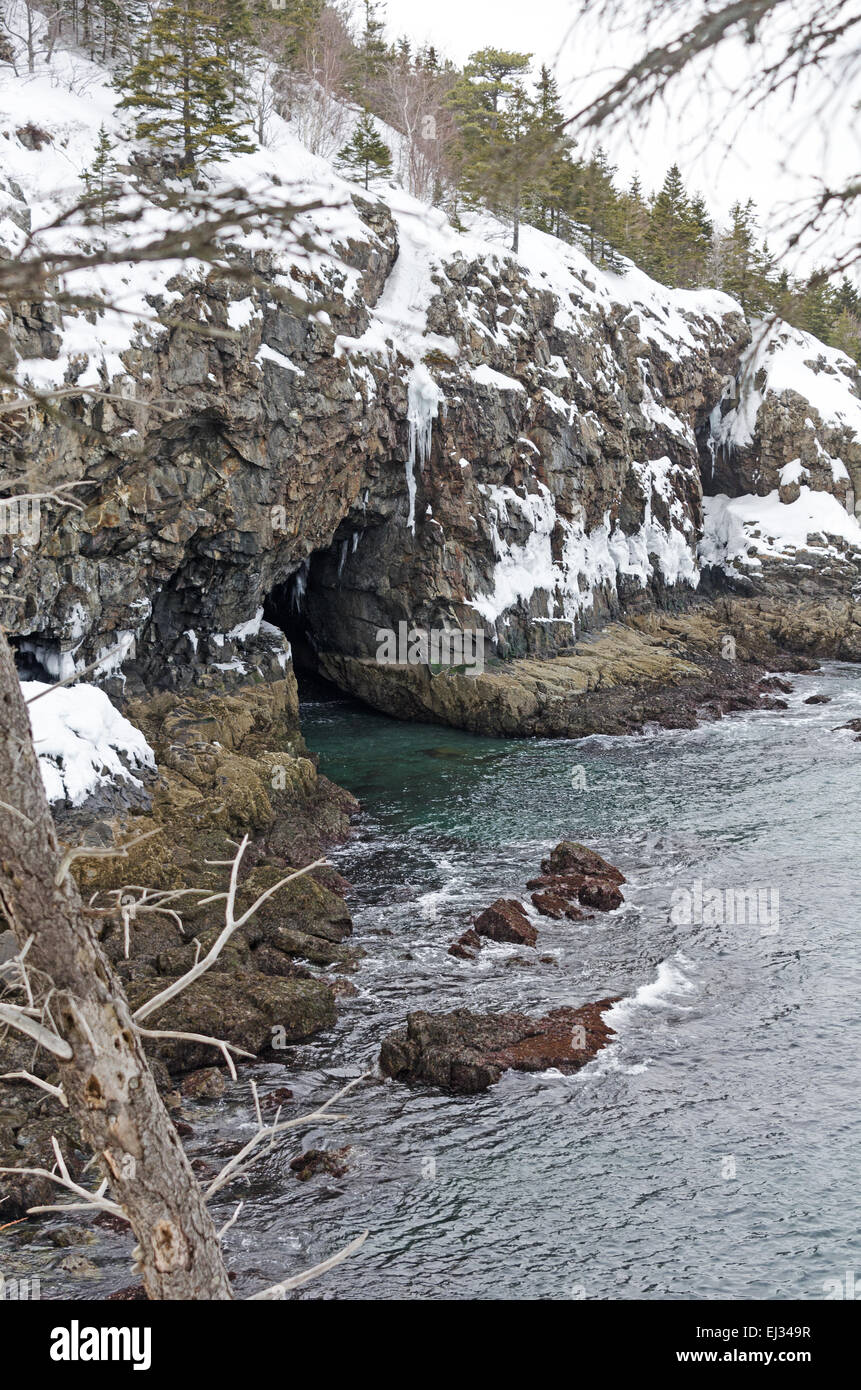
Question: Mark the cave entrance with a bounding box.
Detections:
[263,520,406,702]
[263,530,375,702]
[263,560,330,698]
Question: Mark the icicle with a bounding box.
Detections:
[406,364,443,533]
[291,561,308,613]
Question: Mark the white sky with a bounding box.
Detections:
[380,0,859,277]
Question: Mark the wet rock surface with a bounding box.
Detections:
[380,999,619,1094]
[473,898,537,948]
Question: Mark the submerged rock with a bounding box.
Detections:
[380,1000,619,1094]
[290,1146,351,1182]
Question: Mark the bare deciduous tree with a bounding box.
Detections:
[379,59,455,203]
[285,4,353,159]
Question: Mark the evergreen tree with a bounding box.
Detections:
[116,1,255,174]
[617,174,650,266]
[82,126,124,230]
[682,192,714,286]
[216,0,255,98]
[526,64,577,236]
[646,163,690,283]
[350,0,388,100]
[337,110,392,188]
[570,146,623,265]
[253,0,324,62]
[717,199,771,312]
[446,48,540,251]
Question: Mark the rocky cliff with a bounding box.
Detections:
[2,39,861,737]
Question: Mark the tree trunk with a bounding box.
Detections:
[0,632,233,1299]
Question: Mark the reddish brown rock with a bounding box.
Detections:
[380,999,619,1093]
[540,842,626,883]
[448,927,484,959]
[577,877,624,911]
[448,942,475,960]
[289,1146,350,1181]
[530,890,589,920]
[473,898,537,947]
[180,1067,227,1100]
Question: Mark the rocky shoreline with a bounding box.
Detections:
[2,602,858,1224]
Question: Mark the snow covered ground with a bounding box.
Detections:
[22,681,154,807]
[700,486,861,575]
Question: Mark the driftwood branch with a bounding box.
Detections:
[0,1071,67,1106]
[0,1002,73,1059]
[0,1137,127,1220]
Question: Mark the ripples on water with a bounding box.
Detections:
[12,665,861,1299]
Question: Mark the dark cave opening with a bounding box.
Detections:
[263,554,347,702]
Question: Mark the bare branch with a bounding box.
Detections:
[204,1072,371,1200]
[135,1028,253,1082]
[133,841,328,1023]
[0,1137,127,1220]
[0,1071,67,1106]
[248,1230,369,1300]
[54,828,164,887]
[0,1002,73,1059]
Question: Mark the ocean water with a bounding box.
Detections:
[9,664,860,1300]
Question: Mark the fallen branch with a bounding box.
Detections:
[135,1028,254,1082]
[0,1002,73,1059]
[0,1137,127,1220]
[54,827,164,887]
[0,1071,67,1107]
[204,1072,371,1199]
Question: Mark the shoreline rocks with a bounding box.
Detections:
[380,1000,620,1094]
[449,841,624,958]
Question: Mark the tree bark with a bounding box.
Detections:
[0,631,233,1299]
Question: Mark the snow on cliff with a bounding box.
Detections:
[2,0,861,634]
[22,681,155,807]
[700,487,861,576]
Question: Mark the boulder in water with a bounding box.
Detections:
[380,1000,619,1093]
[473,898,537,947]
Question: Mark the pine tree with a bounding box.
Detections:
[646,163,690,284]
[570,146,623,265]
[82,125,124,230]
[681,192,714,286]
[350,0,388,101]
[526,64,576,236]
[116,1,255,175]
[255,0,324,62]
[617,174,650,266]
[717,199,771,312]
[446,48,540,252]
[216,0,254,98]
[337,111,392,189]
